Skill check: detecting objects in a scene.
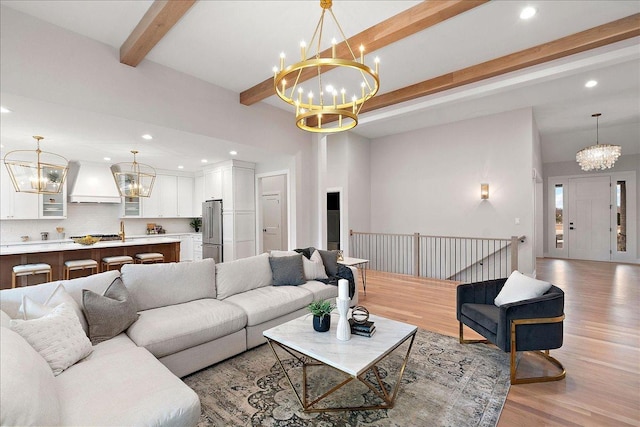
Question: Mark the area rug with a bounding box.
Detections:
[183,329,510,426]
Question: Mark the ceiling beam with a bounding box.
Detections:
[120,0,197,67]
[239,0,489,106]
[308,13,640,128]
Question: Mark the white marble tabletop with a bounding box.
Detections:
[263,313,417,377]
[338,257,369,266]
[0,237,180,256]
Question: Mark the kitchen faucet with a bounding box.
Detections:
[119,221,125,242]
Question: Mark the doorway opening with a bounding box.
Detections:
[327,191,340,250]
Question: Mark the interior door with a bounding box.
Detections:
[568,176,611,261]
[262,193,282,252]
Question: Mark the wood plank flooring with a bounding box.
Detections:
[355,258,639,426]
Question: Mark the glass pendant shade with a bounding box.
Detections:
[3,136,68,194]
[111,150,156,198]
[576,113,621,171]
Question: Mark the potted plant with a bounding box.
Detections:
[190,217,202,232]
[308,300,335,332]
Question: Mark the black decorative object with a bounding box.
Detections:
[351,305,370,324]
[313,315,331,332]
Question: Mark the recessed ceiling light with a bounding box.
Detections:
[585,80,598,88]
[0,106,11,113]
[520,6,536,20]
[178,165,184,169]
[103,157,111,161]
[229,150,238,156]
[201,159,208,163]
[141,134,153,140]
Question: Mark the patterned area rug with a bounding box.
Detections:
[183,329,510,426]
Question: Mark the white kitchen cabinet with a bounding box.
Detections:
[192,234,203,261]
[193,174,204,217]
[121,197,141,218]
[142,174,178,218]
[204,169,222,201]
[179,234,194,261]
[0,165,45,220]
[177,176,194,218]
[40,188,67,219]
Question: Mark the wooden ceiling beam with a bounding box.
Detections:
[239,0,489,106]
[308,13,640,127]
[120,0,197,67]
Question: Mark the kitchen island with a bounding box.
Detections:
[0,237,180,289]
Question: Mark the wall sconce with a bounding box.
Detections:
[480,183,489,200]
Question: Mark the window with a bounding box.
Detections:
[617,181,627,252]
[555,184,563,249]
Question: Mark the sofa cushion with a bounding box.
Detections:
[461,303,499,334]
[84,333,138,361]
[494,270,552,307]
[225,285,314,326]
[318,249,339,276]
[19,283,88,334]
[11,303,93,376]
[56,346,200,427]
[0,328,61,426]
[304,250,329,280]
[121,258,216,311]
[127,299,247,358]
[216,253,272,300]
[299,280,339,302]
[83,277,139,345]
[1,309,12,328]
[269,254,305,286]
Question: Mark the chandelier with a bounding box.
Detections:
[3,135,69,194]
[274,0,379,133]
[576,113,621,171]
[110,150,156,198]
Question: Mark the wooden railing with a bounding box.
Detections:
[349,230,525,282]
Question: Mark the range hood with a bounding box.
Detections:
[67,161,122,203]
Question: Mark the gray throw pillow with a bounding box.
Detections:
[82,277,139,345]
[269,254,305,286]
[318,249,339,277]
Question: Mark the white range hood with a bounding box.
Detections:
[67,161,122,203]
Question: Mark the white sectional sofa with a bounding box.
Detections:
[0,252,358,426]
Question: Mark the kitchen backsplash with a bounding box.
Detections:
[0,203,194,243]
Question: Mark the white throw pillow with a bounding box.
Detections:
[494,270,553,307]
[11,303,93,375]
[18,283,89,334]
[303,250,329,280]
[0,328,61,426]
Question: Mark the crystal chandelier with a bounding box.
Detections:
[576,113,621,171]
[274,0,380,133]
[3,135,69,194]
[110,150,156,198]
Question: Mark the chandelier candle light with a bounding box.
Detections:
[3,135,69,194]
[576,113,621,171]
[110,150,156,198]
[274,0,380,133]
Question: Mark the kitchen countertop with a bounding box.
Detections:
[0,236,182,256]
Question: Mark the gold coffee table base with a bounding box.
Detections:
[266,332,416,413]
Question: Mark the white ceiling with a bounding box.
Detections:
[1,0,639,170]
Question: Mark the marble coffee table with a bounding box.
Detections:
[263,313,417,412]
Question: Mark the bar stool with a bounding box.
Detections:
[135,252,165,264]
[12,263,52,288]
[63,259,98,280]
[101,255,134,271]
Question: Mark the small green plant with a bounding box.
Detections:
[308,300,334,320]
[189,217,202,231]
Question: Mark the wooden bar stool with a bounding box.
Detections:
[12,263,52,288]
[101,255,134,271]
[135,252,165,264]
[64,259,98,280]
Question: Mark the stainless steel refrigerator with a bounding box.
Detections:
[202,199,223,263]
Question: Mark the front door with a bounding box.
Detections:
[262,193,282,252]
[568,176,611,261]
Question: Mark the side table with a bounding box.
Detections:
[338,256,369,295]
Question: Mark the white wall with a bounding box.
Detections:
[0,6,318,249]
[369,108,536,274]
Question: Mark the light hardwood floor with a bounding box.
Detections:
[356,258,639,426]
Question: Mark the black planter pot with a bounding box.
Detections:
[313,315,331,332]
